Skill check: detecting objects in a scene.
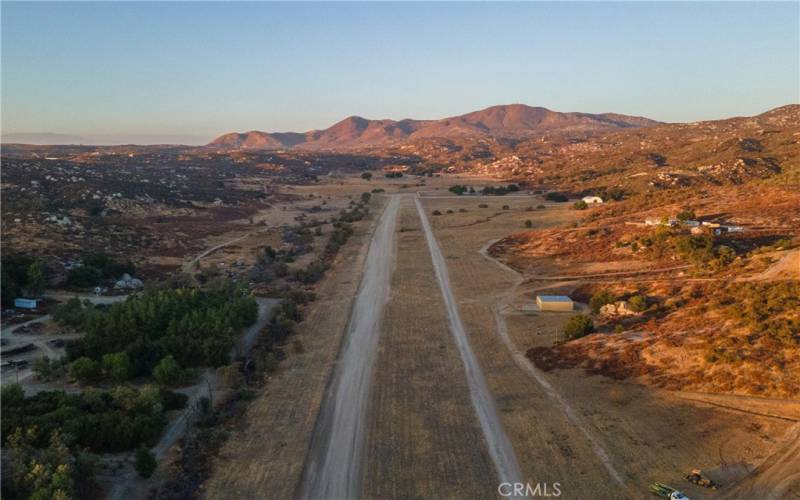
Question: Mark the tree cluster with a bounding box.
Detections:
[59,283,257,382]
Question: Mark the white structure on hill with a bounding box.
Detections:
[582,196,604,204]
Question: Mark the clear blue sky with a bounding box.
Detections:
[2,1,798,144]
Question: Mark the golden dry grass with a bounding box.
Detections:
[203,197,387,499]
[420,194,798,499]
[363,196,496,499]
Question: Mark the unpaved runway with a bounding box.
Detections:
[299,195,400,500]
[414,196,525,489]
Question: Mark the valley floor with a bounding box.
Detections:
[205,190,799,499]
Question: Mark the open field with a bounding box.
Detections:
[419,194,799,499]
[363,196,497,499]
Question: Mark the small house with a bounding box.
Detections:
[14,298,39,310]
[536,295,574,312]
[582,196,604,204]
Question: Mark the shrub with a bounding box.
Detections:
[69,357,100,384]
[564,315,594,340]
[159,389,189,411]
[153,355,185,386]
[589,291,615,313]
[502,205,510,210]
[360,192,372,204]
[545,192,568,202]
[134,447,157,479]
[478,203,488,208]
[101,352,132,382]
[573,200,588,210]
[524,220,533,228]
[431,210,442,216]
[628,295,648,312]
[360,172,372,181]
[536,204,546,209]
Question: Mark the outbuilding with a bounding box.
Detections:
[582,196,604,204]
[536,295,574,312]
[14,298,39,310]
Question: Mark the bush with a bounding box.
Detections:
[478,203,488,208]
[360,172,372,181]
[66,266,102,288]
[524,220,533,228]
[628,295,648,312]
[502,205,510,210]
[159,389,189,411]
[536,204,546,209]
[589,291,615,313]
[676,209,696,221]
[153,355,185,386]
[101,352,132,382]
[69,357,100,384]
[431,210,442,216]
[545,192,568,202]
[563,315,594,340]
[134,447,157,479]
[573,200,588,210]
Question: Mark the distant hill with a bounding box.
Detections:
[1,133,89,145]
[208,104,661,150]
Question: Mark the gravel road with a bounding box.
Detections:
[299,195,400,500]
[414,196,525,491]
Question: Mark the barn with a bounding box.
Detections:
[536,295,574,312]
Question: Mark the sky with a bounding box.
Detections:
[1,1,798,144]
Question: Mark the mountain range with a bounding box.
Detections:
[208,104,662,150]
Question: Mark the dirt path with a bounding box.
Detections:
[414,196,525,490]
[184,231,253,271]
[479,240,628,489]
[722,424,800,499]
[299,196,400,500]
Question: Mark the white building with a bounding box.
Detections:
[582,196,604,204]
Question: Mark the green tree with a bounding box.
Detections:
[590,291,616,313]
[564,315,594,340]
[153,355,183,386]
[102,352,132,382]
[69,357,100,384]
[628,295,648,312]
[133,447,157,479]
[26,262,46,296]
[573,200,588,210]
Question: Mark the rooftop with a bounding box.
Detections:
[536,295,572,302]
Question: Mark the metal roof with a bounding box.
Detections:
[536,295,572,302]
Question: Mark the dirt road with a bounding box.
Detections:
[414,196,525,489]
[299,196,400,500]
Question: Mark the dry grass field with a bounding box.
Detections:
[203,196,387,499]
[419,194,799,499]
[363,196,497,499]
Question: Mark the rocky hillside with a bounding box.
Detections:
[208,104,660,150]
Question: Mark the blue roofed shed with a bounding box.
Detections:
[536,295,574,312]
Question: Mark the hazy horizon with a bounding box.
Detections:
[2,2,798,144]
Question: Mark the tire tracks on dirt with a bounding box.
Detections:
[299,196,400,500]
[414,196,525,490]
